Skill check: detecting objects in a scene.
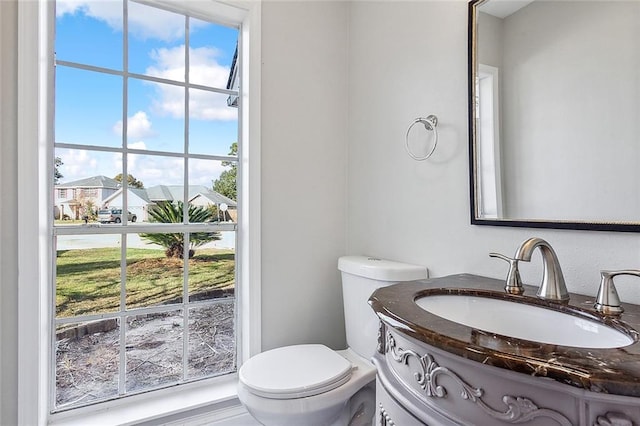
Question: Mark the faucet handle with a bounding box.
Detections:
[594,270,640,315]
[490,252,524,295]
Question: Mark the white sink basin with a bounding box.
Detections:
[415,294,634,349]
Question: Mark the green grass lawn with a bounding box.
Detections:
[56,247,235,318]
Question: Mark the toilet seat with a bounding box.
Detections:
[239,344,353,400]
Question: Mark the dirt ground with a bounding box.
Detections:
[55,301,235,409]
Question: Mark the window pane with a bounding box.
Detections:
[128,78,185,153]
[128,1,185,82]
[55,319,120,409]
[127,154,185,223]
[189,89,238,156]
[188,303,235,379]
[126,233,184,309]
[126,311,183,392]
[54,148,123,222]
[55,66,123,148]
[127,154,184,190]
[190,158,237,223]
[187,231,235,302]
[188,18,238,88]
[56,235,122,317]
[55,0,123,71]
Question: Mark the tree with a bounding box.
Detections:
[54,157,63,184]
[114,173,144,189]
[77,196,97,221]
[212,142,237,201]
[140,201,221,258]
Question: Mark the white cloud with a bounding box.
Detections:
[128,2,194,42]
[190,159,226,187]
[56,1,123,31]
[57,149,118,184]
[123,142,147,172]
[56,0,208,42]
[56,0,87,17]
[127,155,184,187]
[128,141,147,150]
[113,111,156,140]
[147,45,236,121]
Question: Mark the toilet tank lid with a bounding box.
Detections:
[338,256,427,282]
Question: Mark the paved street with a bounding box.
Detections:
[57,231,236,251]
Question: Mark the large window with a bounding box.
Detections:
[53,0,240,411]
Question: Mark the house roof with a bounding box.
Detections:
[102,187,153,205]
[146,185,236,206]
[145,185,197,202]
[56,175,121,189]
[190,191,237,207]
[130,188,152,203]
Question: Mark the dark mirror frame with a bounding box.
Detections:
[467,0,640,233]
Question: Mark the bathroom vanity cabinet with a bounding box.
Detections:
[369,275,640,426]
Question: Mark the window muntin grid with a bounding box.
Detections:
[52,0,240,411]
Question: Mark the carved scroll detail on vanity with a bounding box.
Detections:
[594,412,634,426]
[385,331,572,425]
[377,321,386,354]
[385,331,481,399]
[378,403,396,426]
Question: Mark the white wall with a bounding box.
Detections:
[477,11,503,69]
[500,1,640,221]
[0,1,19,423]
[346,1,640,309]
[260,1,349,351]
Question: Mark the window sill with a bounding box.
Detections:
[49,375,240,426]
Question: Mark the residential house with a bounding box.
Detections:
[99,184,237,222]
[190,189,237,222]
[146,184,237,221]
[54,175,121,220]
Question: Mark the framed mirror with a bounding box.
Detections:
[468,0,640,232]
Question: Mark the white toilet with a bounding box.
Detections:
[237,256,428,426]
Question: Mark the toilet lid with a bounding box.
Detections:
[239,344,353,399]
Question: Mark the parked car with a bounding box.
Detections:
[98,208,137,223]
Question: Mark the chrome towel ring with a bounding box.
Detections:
[405,115,438,161]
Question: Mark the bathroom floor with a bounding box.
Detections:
[209,413,261,425]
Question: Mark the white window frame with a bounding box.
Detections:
[16,1,261,424]
[477,63,504,219]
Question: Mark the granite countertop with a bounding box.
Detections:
[368,274,640,397]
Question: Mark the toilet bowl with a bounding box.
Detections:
[237,256,428,426]
[238,346,376,426]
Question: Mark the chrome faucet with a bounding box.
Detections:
[594,270,640,315]
[489,252,524,295]
[514,237,569,302]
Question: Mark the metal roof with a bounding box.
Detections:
[190,191,237,207]
[56,175,121,189]
[145,185,236,206]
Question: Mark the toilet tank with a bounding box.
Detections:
[338,256,427,360]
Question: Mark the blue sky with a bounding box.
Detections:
[54,0,239,188]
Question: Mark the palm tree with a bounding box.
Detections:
[140,201,221,258]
